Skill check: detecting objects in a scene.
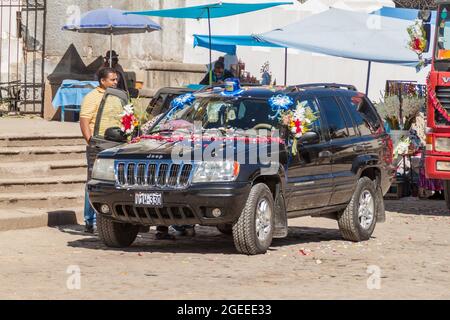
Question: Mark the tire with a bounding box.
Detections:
[444,181,450,210]
[217,224,233,235]
[97,215,139,248]
[232,183,275,255]
[338,177,378,242]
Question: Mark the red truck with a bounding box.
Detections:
[425,1,450,209]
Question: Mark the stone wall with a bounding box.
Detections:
[42,0,207,120]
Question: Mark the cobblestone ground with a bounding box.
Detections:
[0,199,448,300]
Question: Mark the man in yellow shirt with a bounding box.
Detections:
[80,68,118,143]
[80,67,118,233]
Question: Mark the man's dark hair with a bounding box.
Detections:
[97,67,117,82]
[214,61,225,70]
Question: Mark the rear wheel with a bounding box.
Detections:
[338,177,378,242]
[97,215,139,248]
[233,183,274,255]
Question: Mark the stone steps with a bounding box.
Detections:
[0,145,86,161]
[0,135,85,148]
[0,159,87,178]
[0,133,90,231]
[0,190,85,210]
[0,175,86,193]
[0,207,83,232]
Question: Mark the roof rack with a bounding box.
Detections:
[286,83,358,92]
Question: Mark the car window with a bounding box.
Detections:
[340,95,381,135]
[95,93,128,138]
[337,98,357,137]
[318,96,349,140]
[296,97,323,140]
[149,94,167,116]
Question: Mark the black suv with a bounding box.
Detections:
[88,83,395,255]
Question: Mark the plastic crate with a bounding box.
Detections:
[384,179,405,200]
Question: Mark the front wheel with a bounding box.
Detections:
[97,215,139,248]
[338,177,378,242]
[233,183,274,255]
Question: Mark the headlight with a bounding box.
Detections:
[435,137,450,152]
[92,159,115,181]
[192,161,240,183]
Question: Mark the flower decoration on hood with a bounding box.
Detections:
[120,104,138,136]
[268,94,294,120]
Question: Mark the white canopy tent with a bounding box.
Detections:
[258,8,431,94]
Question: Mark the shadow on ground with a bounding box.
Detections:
[57,225,344,255]
[385,199,449,217]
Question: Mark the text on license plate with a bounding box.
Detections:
[135,192,163,207]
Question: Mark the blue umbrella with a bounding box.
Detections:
[63,8,161,66]
[125,2,292,84]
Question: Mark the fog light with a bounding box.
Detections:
[100,204,110,214]
[212,208,222,218]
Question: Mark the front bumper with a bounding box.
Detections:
[88,180,251,226]
[425,154,450,180]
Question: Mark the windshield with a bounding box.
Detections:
[436,5,450,60]
[150,97,282,134]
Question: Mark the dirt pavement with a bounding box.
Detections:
[0,199,448,300]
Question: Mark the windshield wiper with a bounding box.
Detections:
[147,129,175,135]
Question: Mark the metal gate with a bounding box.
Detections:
[0,0,46,115]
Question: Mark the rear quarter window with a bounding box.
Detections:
[340,94,382,135]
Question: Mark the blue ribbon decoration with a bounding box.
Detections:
[268,94,294,120]
[167,93,196,118]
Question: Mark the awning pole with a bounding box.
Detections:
[207,8,212,86]
[110,33,113,68]
[284,47,288,86]
[365,61,371,96]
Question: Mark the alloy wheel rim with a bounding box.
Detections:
[255,198,272,242]
[358,190,375,230]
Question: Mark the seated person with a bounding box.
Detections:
[97,50,138,98]
[200,61,234,85]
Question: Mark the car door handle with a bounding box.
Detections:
[353,145,365,152]
[319,151,333,158]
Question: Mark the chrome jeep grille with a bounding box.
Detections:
[115,161,194,189]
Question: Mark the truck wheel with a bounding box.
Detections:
[233,183,274,255]
[444,181,450,210]
[217,224,233,235]
[97,215,139,248]
[338,177,378,242]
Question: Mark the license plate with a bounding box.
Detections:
[135,192,163,207]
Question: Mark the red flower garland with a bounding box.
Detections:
[131,134,286,145]
[427,77,450,122]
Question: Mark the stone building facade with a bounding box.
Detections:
[1,0,205,118]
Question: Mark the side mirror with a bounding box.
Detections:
[104,127,127,143]
[298,131,320,145]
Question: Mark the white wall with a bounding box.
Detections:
[183,0,430,100]
[1,3,23,84]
